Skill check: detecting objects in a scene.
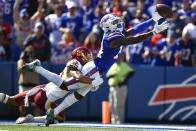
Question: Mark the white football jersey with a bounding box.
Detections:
[82,60,100,79]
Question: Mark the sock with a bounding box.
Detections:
[0,93,9,103]
[54,93,78,116]
[35,66,64,87]
[33,115,47,123]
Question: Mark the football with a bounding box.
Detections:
[156,4,173,18]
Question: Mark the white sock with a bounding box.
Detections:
[33,115,47,123]
[54,93,78,116]
[0,93,9,103]
[35,66,64,87]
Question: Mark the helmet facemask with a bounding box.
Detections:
[81,52,93,64]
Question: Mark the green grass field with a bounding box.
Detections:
[0,125,170,131]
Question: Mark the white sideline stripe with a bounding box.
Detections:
[1,121,196,130]
[51,123,196,130]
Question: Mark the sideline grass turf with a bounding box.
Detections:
[0,125,169,131]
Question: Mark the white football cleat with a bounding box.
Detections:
[16,114,34,124]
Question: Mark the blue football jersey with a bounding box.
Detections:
[152,38,182,66]
[0,0,28,25]
[0,0,14,25]
[94,30,125,74]
[60,13,83,41]
[129,40,152,65]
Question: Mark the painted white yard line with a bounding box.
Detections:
[51,123,196,130]
[1,121,196,130]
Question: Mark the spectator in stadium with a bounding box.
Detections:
[17,45,40,118]
[127,39,152,65]
[182,12,196,40]
[13,0,43,60]
[81,0,94,36]
[106,50,134,124]
[46,0,68,14]
[169,7,185,38]
[51,28,80,64]
[129,0,149,20]
[152,30,182,66]
[59,1,84,42]
[0,12,12,43]
[23,22,51,63]
[0,27,11,61]
[177,29,196,67]
[36,9,51,37]
[92,4,106,26]
[13,0,43,47]
[177,0,192,23]
[107,0,124,16]
[0,0,15,25]
[83,25,102,58]
[45,4,64,45]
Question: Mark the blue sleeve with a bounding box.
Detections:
[107,31,124,42]
[130,18,155,35]
[156,41,164,50]
[60,16,66,28]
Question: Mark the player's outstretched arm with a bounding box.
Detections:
[125,8,164,36]
[125,18,155,36]
[110,21,169,48]
[69,70,93,84]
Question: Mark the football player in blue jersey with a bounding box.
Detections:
[94,12,169,74]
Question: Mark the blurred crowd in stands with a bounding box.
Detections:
[0,0,196,67]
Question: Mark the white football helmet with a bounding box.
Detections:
[100,13,124,33]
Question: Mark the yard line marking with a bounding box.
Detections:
[51,123,196,130]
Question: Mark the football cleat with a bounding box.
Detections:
[45,109,55,126]
[20,59,41,72]
[16,114,34,124]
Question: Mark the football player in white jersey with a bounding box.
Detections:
[15,47,103,125]
[0,47,103,124]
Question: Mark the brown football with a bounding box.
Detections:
[156,4,173,18]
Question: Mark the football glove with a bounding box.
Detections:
[152,8,163,22]
[91,77,103,88]
[152,21,169,35]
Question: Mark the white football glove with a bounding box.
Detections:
[152,8,163,22]
[91,77,103,88]
[153,21,169,35]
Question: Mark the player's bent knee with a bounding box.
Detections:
[74,92,83,101]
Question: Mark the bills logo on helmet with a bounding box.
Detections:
[100,14,115,25]
[148,75,196,121]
